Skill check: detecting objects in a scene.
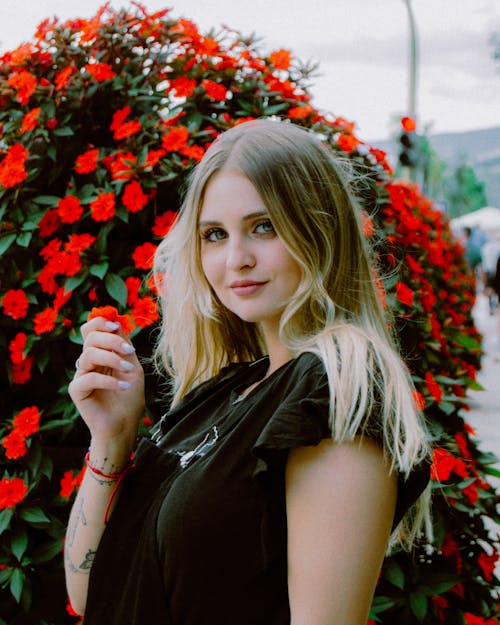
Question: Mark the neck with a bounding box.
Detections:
[260,323,293,375]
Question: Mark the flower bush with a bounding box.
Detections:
[0,4,498,624]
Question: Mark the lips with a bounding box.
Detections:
[230,280,267,296]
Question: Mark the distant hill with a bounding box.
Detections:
[369,125,500,208]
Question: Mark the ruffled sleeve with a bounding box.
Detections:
[251,354,331,483]
[250,352,430,531]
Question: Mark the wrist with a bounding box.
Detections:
[88,436,136,474]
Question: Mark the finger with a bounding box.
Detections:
[80,316,123,341]
[82,330,136,358]
[69,371,132,400]
[75,346,136,375]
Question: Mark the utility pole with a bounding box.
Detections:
[402,0,418,181]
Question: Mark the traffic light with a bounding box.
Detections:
[398,130,419,168]
[398,116,419,168]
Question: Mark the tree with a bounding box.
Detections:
[446,159,488,218]
[0,5,498,624]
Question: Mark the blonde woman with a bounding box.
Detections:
[66,120,431,625]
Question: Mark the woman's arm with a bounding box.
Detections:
[286,436,397,625]
[65,317,145,615]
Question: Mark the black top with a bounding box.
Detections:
[84,352,429,625]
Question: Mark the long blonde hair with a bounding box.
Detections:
[153,119,431,548]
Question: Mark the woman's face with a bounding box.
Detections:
[199,171,301,336]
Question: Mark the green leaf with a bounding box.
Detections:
[454,334,481,350]
[483,466,500,478]
[105,273,127,307]
[32,195,60,206]
[438,401,455,415]
[0,233,16,256]
[64,273,87,293]
[383,560,405,589]
[263,102,288,116]
[18,506,50,524]
[31,538,63,564]
[419,579,459,595]
[370,595,399,613]
[90,262,109,279]
[409,592,428,622]
[54,126,74,136]
[11,529,29,561]
[0,508,14,535]
[16,231,32,247]
[10,568,24,603]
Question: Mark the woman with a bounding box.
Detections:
[66,120,431,624]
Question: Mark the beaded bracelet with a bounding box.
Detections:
[85,451,136,525]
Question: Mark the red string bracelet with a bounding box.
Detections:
[85,451,136,525]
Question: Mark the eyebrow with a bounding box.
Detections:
[198,210,268,228]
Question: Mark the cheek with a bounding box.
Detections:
[200,248,221,290]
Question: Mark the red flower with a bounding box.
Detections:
[7,69,37,104]
[202,79,226,101]
[132,242,157,270]
[87,306,134,334]
[477,550,498,582]
[430,447,468,481]
[0,143,29,188]
[395,281,414,307]
[337,133,360,153]
[113,120,142,141]
[144,149,166,169]
[169,76,197,97]
[412,390,425,411]
[2,430,27,459]
[131,296,159,328]
[269,48,292,70]
[60,466,86,500]
[33,307,58,335]
[180,144,205,162]
[85,62,116,81]
[2,289,29,319]
[287,105,313,120]
[105,152,137,180]
[125,276,142,305]
[152,211,177,237]
[401,116,416,132]
[122,180,149,213]
[9,332,27,364]
[12,356,34,384]
[38,209,61,237]
[110,106,132,131]
[20,107,41,133]
[65,233,96,253]
[12,406,41,437]
[75,148,99,174]
[462,481,479,505]
[0,477,28,509]
[430,596,448,621]
[162,126,189,152]
[425,372,443,402]
[57,195,84,223]
[55,65,76,91]
[90,191,116,222]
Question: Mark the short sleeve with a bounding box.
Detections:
[392,459,430,530]
[251,357,331,482]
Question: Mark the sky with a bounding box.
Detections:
[1,0,499,142]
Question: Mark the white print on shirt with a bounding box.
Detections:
[173,426,219,469]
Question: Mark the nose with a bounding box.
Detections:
[226,235,256,271]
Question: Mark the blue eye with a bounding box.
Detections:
[201,228,226,242]
[255,219,275,234]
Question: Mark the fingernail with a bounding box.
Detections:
[117,381,131,390]
[121,343,135,354]
[120,360,134,371]
[105,321,120,331]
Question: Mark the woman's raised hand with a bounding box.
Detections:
[68,316,145,449]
